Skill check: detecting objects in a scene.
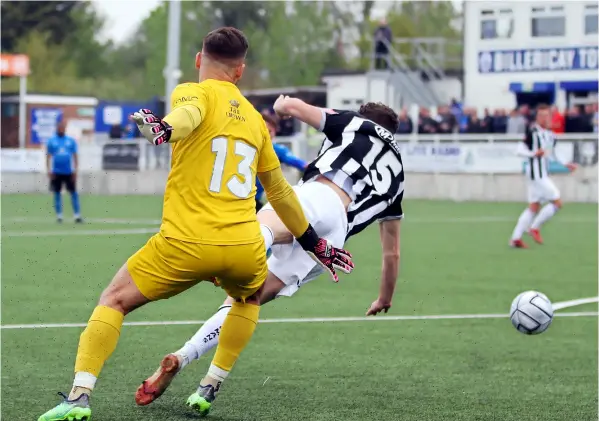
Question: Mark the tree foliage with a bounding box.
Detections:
[1,1,463,99]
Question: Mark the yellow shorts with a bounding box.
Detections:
[127,233,267,301]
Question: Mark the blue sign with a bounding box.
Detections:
[31,108,63,145]
[478,46,599,73]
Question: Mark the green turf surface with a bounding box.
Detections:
[2,194,597,420]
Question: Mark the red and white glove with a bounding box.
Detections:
[131,109,172,145]
[296,224,354,283]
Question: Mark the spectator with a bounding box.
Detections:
[506,108,527,134]
[593,103,598,133]
[519,104,532,124]
[565,107,585,133]
[582,104,596,132]
[458,107,472,133]
[418,107,438,134]
[467,113,486,133]
[373,18,392,70]
[396,108,413,134]
[550,105,565,134]
[109,124,123,139]
[435,105,456,133]
[481,108,494,133]
[492,109,508,133]
[450,98,462,116]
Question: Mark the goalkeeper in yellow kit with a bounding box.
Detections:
[38,27,354,421]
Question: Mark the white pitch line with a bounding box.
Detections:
[2,228,157,237]
[3,217,161,225]
[2,216,596,226]
[1,311,596,330]
[552,296,599,310]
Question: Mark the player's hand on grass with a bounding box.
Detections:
[131,109,173,145]
[366,298,392,316]
[534,148,545,157]
[566,163,578,172]
[296,224,354,283]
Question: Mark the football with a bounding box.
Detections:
[510,291,554,335]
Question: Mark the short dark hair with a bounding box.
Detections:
[203,27,248,61]
[359,102,399,133]
[262,113,278,129]
[536,103,550,112]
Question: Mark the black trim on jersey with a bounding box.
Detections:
[524,125,555,180]
[302,110,405,240]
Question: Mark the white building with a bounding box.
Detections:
[464,1,599,111]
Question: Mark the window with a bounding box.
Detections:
[531,6,566,37]
[585,4,598,35]
[480,9,514,39]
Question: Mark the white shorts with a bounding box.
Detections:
[527,178,560,203]
[260,181,348,297]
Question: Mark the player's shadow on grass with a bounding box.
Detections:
[145,400,252,421]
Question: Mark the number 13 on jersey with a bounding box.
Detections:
[209,136,257,199]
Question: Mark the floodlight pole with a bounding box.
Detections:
[164,0,182,115]
[18,75,27,148]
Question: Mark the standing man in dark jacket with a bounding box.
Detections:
[374,18,392,70]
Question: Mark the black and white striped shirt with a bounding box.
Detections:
[302,110,405,238]
[522,124,557,180]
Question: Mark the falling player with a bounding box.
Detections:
[136,96,405,409]
[38,27,353,421]
[510,104,577,248]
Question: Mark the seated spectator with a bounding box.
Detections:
[481,108,494,133]
[565,107,585,133]
[506,108,527,134]
[418,107,438,134]
[467,114,486,133]
[435,105,457,133]
[594,103,598,133]
[492,109,508,133]
[550,105,565,133]
[396,108,413,134]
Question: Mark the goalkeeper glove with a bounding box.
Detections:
[131,109,172,145]
[296,224,354,283]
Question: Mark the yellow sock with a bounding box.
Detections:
[211,302,260,373]
[74,305,124,379]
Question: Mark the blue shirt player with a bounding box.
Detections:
[46,122,82,223]
[256,114,307,211]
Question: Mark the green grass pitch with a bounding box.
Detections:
[2,194,597,421]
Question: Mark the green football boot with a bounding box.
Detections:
[186,382,220,417]
[38,392,92,421]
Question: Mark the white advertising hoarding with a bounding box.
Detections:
[401,142,575,173]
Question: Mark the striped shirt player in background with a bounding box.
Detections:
[136,97,405,405]
[255,113,307,212]
[510,104,577,248]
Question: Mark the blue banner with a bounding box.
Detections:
[478,46,599,73]
[31,108,63,145]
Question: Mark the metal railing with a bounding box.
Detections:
[392,133,599,143]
